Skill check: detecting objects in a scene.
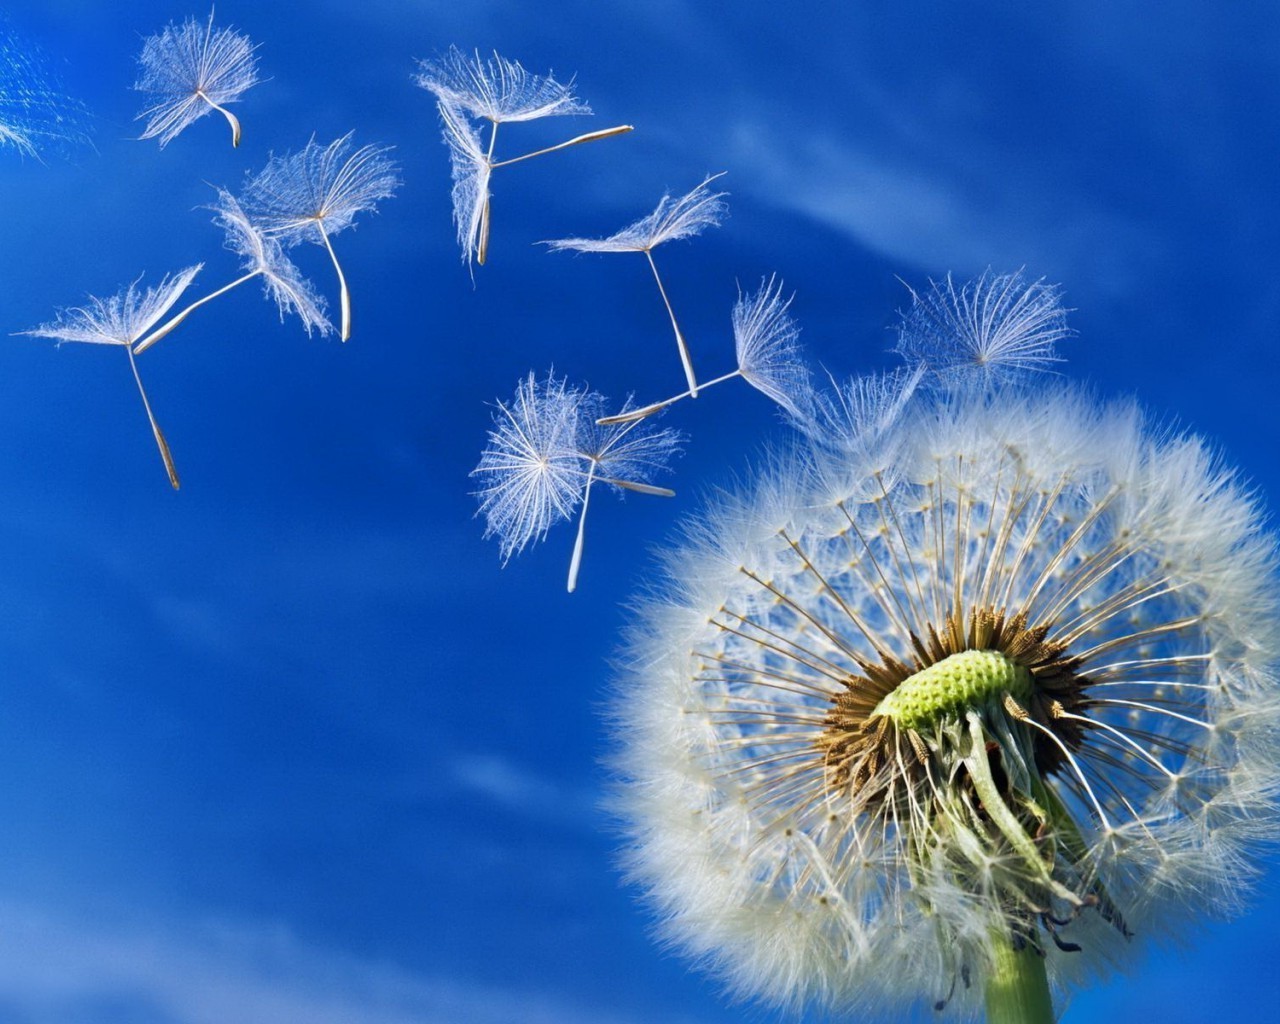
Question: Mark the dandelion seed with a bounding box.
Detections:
[239,132,399,341]
[567,392,680,592]
[416,46,590,124]
[437,99,493,267]
[473,372,678,591]
[134,189,332,354]
[610,321,1280,1019]
[600,275,810,426]
[0,20,92,158]
[473,371,585,564]
[896,269,1073,389]
[134,10,259,149]
[545,174,728,397]
[19,267,204,489]
[417,47,632,268]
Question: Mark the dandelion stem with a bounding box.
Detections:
[133,269,262,354]
[197,89,242,147]
[596,370,741,425]
[124,345,179,490]
[568,462,596,593]
[645,249,697,397]
[489,124,633,168]
[983,933,1054,1024]
[317,221,351,341]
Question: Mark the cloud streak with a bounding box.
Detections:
[0,899,710,1024]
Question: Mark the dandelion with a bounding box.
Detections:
[473,371,585,564]
[134,188,331,354]
[19,267,203,489]
[610,308,1280,1020]
[416,47,632,267]
[436,99,493,268]
[416,45,589,124]
[896,269,1072,389]
[600,275,810,425]
[473,371,679,592]
[239,132,399,341]
[567,392,681,592]
[0,19,92,158]
[545,173,728,398]
[134,10,260,149]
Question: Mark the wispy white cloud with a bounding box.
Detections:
[0,900,711,1024]
[725,116,1156,292]
[449,752,597,828]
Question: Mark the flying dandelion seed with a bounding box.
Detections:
[239,132,399,342]
[416,45,591,124]
[896,269,1073,389]
[545,173,728,398]
[0,19,92,158]
[610,288,1280,1021]
[134,9,260,148]
[18,267,204,490]
[134,188,332,354]
[473,371,679,591]
[600,275,811,425]
[417,47,632,268]
[435,98,493,268]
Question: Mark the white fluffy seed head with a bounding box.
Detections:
[472,374,683,570]
[414,47,590,124]
[472,371,586,563]
[209,188,332,336]
[134,11,259,148]
[545,173,728,254]
[20,266,203,346]
[436,99,492,265]
[609,383,1280,1018]
[239,132,400,247]
[895,269,1073,391]
[575,392,682,492]
[731,275,811,418]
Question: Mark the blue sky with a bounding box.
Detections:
[0,2,1278,1022]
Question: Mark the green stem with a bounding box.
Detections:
[984,936,1054,1024]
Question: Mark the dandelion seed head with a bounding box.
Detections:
[896,269,1073,390]
[545,173,728,254]
[472,371,587,563]
[415,46,589,123]
[731,276,811,418]
[610,381,1280,1016]
[577,392,682,490]
[239,132,400,247]
[20,266,203,346]
[436,99,492,266]
[134,10,259,148]
[209,188,332,336]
